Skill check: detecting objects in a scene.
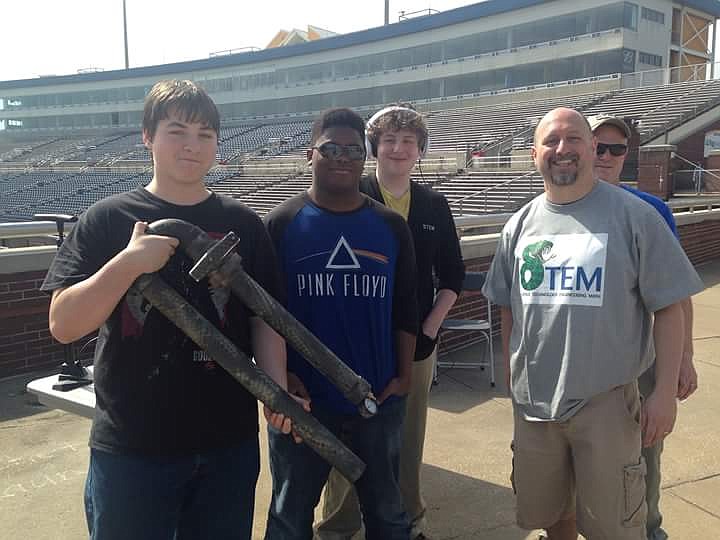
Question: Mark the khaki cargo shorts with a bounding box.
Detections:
[511,383,647,539]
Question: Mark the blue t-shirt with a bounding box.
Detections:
[265,193,418,413]
[621,185,679,240]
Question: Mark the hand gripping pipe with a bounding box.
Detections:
[145,219,378,418]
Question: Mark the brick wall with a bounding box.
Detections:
[679,218,720,266]
[0,271,63,378]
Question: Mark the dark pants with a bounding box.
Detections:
[85,437,260,540]
[264,397,411,540]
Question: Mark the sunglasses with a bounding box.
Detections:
[312,142,366,161]
[596,143,628,157]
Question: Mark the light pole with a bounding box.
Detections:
[385,0,389,25]
[123,0,129,69]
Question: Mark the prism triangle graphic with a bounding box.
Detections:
[326,236,361,269]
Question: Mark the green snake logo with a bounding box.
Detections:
[520,240,555,290]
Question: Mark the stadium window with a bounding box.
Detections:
[385,49,414,70]
[369,55,384,73]
[125,87,144,100]
[595,3,623,32]
[483,33,499,56]
[412,44,433,65]
[429,42,443,63]
[333,60,350,78]
[641,7,665,24]
[639,51,663,67]
[97,90,110,103]
[671,8,681,44]
[624,3,638,31]
[576,13,592,34]
[128,111,142,125]
[356,57,372,76]
[445,34,479,60]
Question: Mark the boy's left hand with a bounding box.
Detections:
[264,395,310,444]
[377,376,411,404]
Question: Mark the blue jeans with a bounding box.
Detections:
[265,397,410,540]
[85,437,260,540]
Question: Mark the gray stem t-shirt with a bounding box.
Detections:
[483,181,704,421]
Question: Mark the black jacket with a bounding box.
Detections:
[361,175,465,360]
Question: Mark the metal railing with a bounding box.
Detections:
[467,156,534,169]
[0,214,510,244]
[0,220,74,241]
[672,153,720,187]
[4,204,720,246]
[673,169,720,194]
[619,62,719,89]
[450,169,539,215]
[672,151,720,194]
[477,125,535,165]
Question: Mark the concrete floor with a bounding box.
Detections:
[1,259,718,540]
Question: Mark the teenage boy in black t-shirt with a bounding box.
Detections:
[41,80,297,540]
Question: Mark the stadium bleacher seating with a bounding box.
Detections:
[424,91,610,153]
[2,78,720,221]
[582,78,720,141]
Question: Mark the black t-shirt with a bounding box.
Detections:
[41,188,282,456]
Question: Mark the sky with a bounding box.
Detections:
[1,0,480,82]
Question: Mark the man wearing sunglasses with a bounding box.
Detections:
[590,114,698,540]
[263,108,418,540]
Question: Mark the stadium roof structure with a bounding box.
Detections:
[265,25,338,48]
[2,0,719,91]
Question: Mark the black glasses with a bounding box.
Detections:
[312,142,366,161]
[596,143,628,157]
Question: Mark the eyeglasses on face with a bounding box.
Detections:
[312,142,366,161]
[596,143,628,157]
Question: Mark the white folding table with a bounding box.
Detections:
[26,367,95,419]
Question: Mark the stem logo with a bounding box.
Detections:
[515,233,608,307]
[520,240,555,290]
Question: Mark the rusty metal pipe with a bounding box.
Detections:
[145,219,377,418]
[132,273,365,482]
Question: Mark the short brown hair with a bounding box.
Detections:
[366,103,428,156]
[142,80,220,140]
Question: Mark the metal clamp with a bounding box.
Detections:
[189,232,241,282]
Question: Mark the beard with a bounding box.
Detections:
[544,153,580,186]
[549,171,578,185]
